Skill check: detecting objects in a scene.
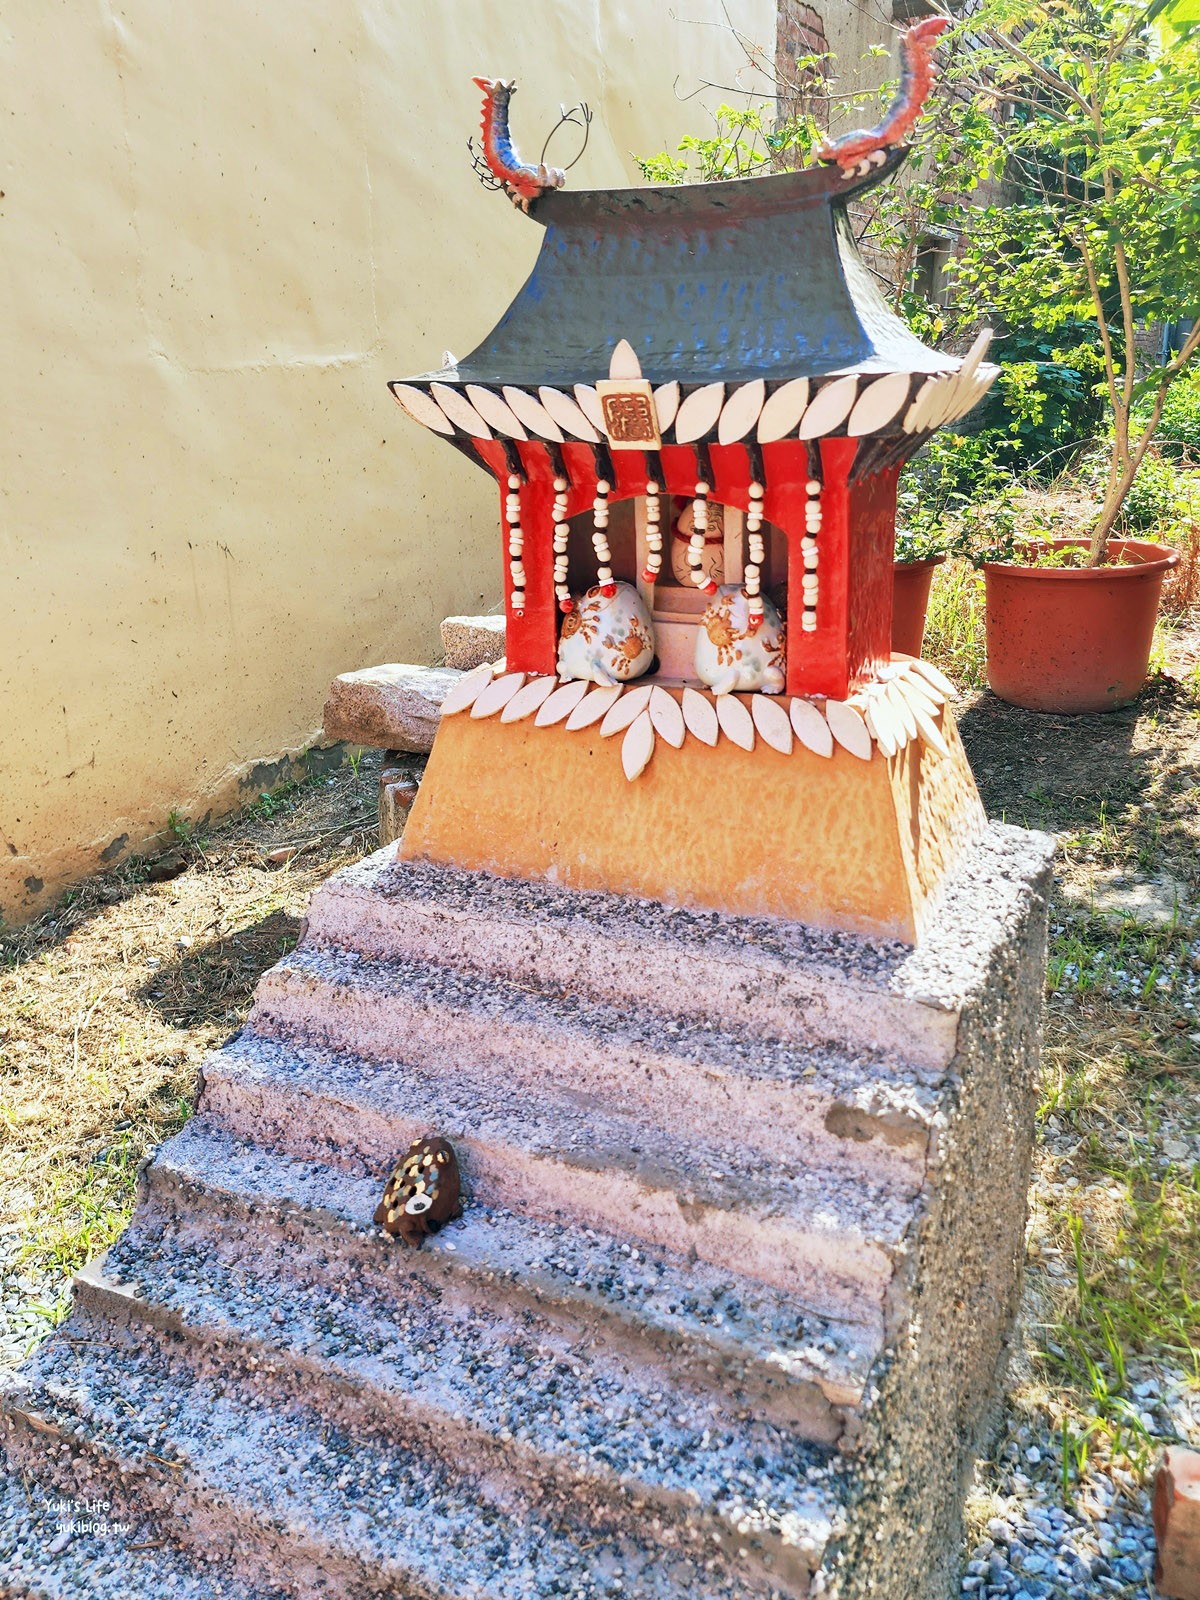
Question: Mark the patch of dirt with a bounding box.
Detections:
[0,751,390,1277]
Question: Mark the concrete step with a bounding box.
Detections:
[141,1118,879,1436]
[249,944,940,1188]
[0,1463,290,1600]
[70,1234,841,1577]
[302,838,1039,1072]
[2,1319,838,1600]
[201,1031,912,1320]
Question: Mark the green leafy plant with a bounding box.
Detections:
[972,325,1108,477]
[166,809,194,845]
[946,0,1200,561]
[897,430,1019,562]
[635,102,821,185]
[1151,367,1200,461]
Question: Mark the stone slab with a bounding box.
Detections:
[440,614,505,671]
[322,664,461,753]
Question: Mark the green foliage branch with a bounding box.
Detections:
[943,0,1200,561]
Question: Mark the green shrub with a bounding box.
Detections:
[1152,369,1200,462]
[970,326,1107,478]
[896,431,1016,559]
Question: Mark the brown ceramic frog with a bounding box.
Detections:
[374,1136,463,1248]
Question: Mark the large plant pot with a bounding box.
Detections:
[983,538,1179,713]
[891,555,946,658]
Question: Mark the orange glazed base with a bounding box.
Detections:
[398,696,987,944]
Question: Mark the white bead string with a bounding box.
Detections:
[593,478,615,595]
[802,475,822,633]
[552,475,572,613]
[642,479,662,585]
[506,472,525,617]
[689,480,717,594]
[745,479,765,632]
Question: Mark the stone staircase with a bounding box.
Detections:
[0,823,1054,1600]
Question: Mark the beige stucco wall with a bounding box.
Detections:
[1,0,902,920]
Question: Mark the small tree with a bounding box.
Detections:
[946,0,1200,561]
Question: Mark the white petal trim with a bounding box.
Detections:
[649,686,686,748]
[391,384,455,436]
[681,686,719,747]
[465,386,528,440]
[565,684,623,730]
[910,658,958,698]
[599,682,655,736]
[717,379,767,445]
[500,674,559,722]
[757,378,810,443]
[751,694,793,754]
[609,338,642,380]
[503,386,566,443]
[469,672,526,719]
[846,372,911,437]
[535,678,592,726]
[538,386,601,443]
[653,381,681,434]
[673,383,726,445]
[431,383,493,439]
[439,663,495,716]
[789,697,834,757]
[824,700,873,760]
[621,711,655,780]
[715,694,755,752]
[573,385,606,433]
[799,375,859,439]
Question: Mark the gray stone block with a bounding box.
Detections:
[440,614,505,671]
[322,663,461,753]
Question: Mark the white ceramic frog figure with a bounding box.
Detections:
[557,582,655,686]
[694,585,786,695]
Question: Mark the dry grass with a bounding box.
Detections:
[957,625,1200,1487]
[0,752,384,1288]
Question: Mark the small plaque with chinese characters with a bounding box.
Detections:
[595,379,662,450]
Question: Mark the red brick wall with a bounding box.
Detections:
[775,2,830,129]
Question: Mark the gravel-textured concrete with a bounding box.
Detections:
[0,820,1054,1599]
[249,943,941,1189]
[305,825,1050,1073]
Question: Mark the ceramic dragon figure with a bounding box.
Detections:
[472,76,566,213]
[817,16,950,177]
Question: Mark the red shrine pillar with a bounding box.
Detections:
[765,440,899,702]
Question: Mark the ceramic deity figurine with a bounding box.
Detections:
[671,501,726,588]
[557,581,655,685]
[695,585,786,695]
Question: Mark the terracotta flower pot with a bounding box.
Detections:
[891,555,945,659]
[983,538,1179,713]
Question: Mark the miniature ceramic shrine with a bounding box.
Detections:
[390,47,999,943]
[0,32,1056,1600]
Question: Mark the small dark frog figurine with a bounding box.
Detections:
[374,1136,463,1248]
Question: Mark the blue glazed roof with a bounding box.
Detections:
[406,150,949,389]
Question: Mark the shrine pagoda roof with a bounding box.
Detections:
[421,152,945,390]
[390,148,997,454]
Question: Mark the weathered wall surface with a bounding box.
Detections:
[0,0,905,919]
[0,0,764,915]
